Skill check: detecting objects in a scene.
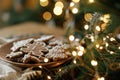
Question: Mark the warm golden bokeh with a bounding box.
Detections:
[43,11,52,21]
[53,6,63,16]
[55,1,64,8]
[40,0,49,7]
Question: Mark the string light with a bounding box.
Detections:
[100,14,110,23]
[72,51,77,56]
[69,35,75,41]
[40,0,47,2]
[91,60,98,66]
[78,51,84,56]
[105,42,109,47]
[47,75,52,80]
[40,0,49,7]
[73,59,77,64]
[96,26,101,31]
[96,44,100,48]
[55,1,64,8]
[84,24,89,30]
[104,14,110,19]
[75,38,80,42]
[110,37,115,41]
[106,35,109,39]
[91,36,95,42]
[110,51,114,54]
[44,58,49,62]
[79,46,84,51]
[72,7,79,14]
[53,6,63,16]
[101,23,107,31]
[97,77,105,80]
[89,0,94,3]
[118,46,120,49]
[72,0,80,3]
[70,2,75,7]
[43,11,52,20]
[39,66,42,68]
[99,46,103,50]
[58,68,62,72]
[103,37,106,41]
[76,46,85,51]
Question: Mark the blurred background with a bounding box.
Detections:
[0,0,120,31]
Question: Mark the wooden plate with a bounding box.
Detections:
[0,38,72,68]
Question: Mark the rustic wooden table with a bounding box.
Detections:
[0,22,65,37]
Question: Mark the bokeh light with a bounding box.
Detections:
[55,1,64,8]
[72,7,78,14]
[40,0,49,7]
[53,6,63,16]
[43,11,52,21]
[72,0,80,3]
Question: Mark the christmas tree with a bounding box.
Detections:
[36,0,120,80]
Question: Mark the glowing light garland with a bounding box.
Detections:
[38,0,120,79]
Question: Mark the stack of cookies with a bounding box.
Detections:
[6,35,69,64]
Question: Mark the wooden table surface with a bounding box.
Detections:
[0,22,65,37]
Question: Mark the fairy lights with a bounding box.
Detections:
[39,66,42,68]
[53,1,64,16]
[72,0,80,3]
[73,59,77,64]
[58,68,62,72]
[99,46,103,50]
[47,75,52,80]
[96,26,101,31]
[118,46,120,49]
[69,35,75,41]
[105,42,109,47]
[96,44,100,48]
[55,1,64,8]
[53,6,63,16]
[79,46,85,51]
[91,60,98,66]
[91,36,95,42]
[70,2,75,7]
[110,37,115,41]
[84,24,89,30]
[72,7,79,14]
[78,51,84,56]
[103,37,106,41]
[110,51,114,54]
[40,0,49,7]
[100,14,110,23]
[72,51,77,56]
[40,0,47,2]
[43,11,52,20]
[97,77,105,80]
[38,1,117,79]
[44,58,49,62]
[89,0,94,3]
[75,38,80,42]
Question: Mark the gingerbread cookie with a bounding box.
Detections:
[6,35,70,64]
[20,41,48,57]
[45,46,68,61]
[11,38,34,52]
